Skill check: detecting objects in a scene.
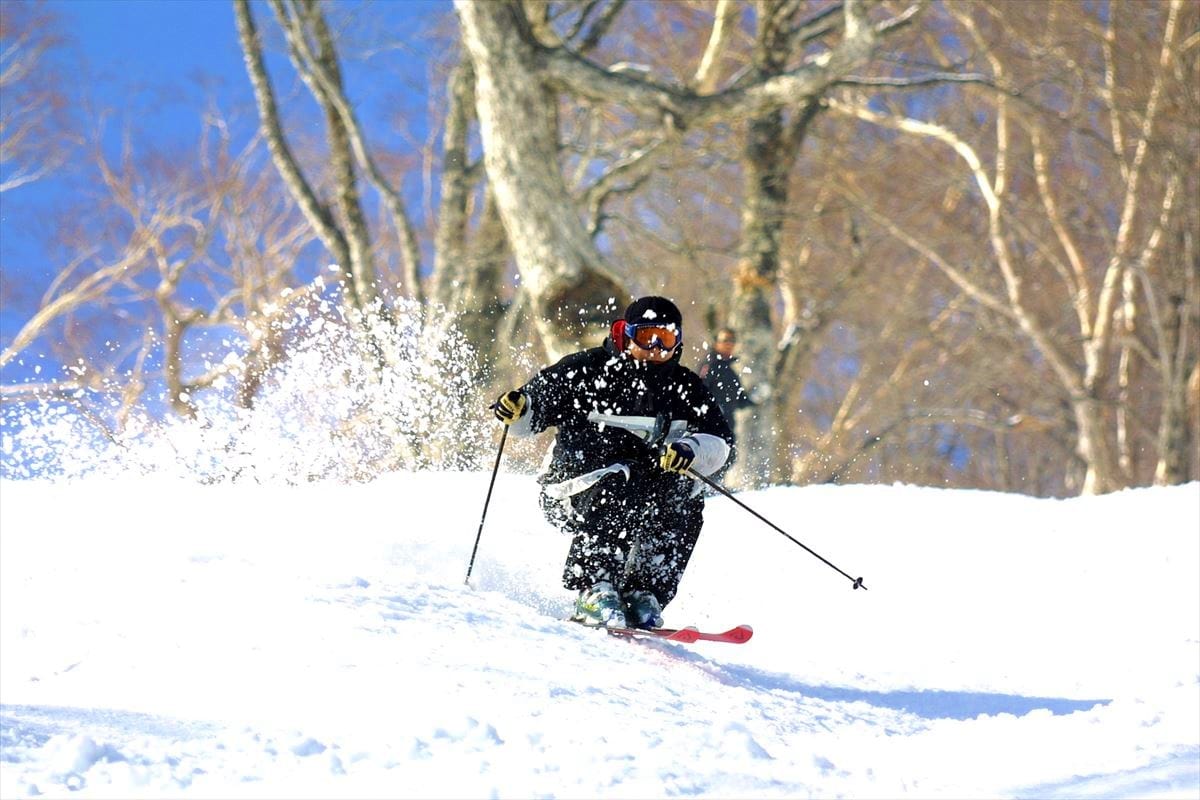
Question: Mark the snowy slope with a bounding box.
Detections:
[1,474,1198,798]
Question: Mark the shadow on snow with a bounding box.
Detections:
[1,704,219,756]
[665,654,1110,721]
[1014,746,1200,799]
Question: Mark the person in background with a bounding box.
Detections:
[698,327,754,479]
[493,297,732,630]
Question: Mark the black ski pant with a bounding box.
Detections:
[540,469,704,608]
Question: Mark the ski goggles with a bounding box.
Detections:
[625,322,681,351]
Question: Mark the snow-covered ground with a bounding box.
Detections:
[1,471,1197,798]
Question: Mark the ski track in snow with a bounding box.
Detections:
[1,475,1198,798]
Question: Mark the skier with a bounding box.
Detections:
[493,296,733,630]
[697,327,754,478]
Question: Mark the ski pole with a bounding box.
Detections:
[465,425,508,587]
[686,469,867,591]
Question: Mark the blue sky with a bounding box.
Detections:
[1,0,451,382]
[3,1,245,312]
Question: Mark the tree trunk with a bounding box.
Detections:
[433,59,477,310]
[728,1,824,487]
[1154,288,1195,485]
[454,0,625,360]
[429,59,510,377]
[234,0,354,304]
[730,109,790,488]
[1073,396,1119,495]
[299,0,379,312]
[460,190,511,379]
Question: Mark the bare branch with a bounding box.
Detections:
[580,136,670,236]
[693,0,739,94]
[577,0,626,54]
[788,3,843,49]
[1085,0,1184,391]
[268,0,424,304]
[834,71,992,89]
[233,0,350,278]
[542,0,903,128]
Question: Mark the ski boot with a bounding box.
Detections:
[622,589,664,630]
[571,582,628,628]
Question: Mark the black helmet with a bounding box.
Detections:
[611,296,684,353]
[623,296,683,328]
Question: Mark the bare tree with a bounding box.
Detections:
[825,0,1195,493]
[6,0,1194,495]
[234,0,423,312]
[724,0,838,487]
[0,0,75,193]
[429,57,511,374]
[2,111,316,424]
[452,0,917,360]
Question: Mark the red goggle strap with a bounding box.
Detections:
[610,319,628,350]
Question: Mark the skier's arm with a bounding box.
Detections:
[678,432,730,477]
[514,350,593,435]
[674,373,734,476]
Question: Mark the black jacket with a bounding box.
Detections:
[698,352,753,423]
[516,338,733,487]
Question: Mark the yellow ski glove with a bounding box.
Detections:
[659,441,695,473]
[493,390,527,425]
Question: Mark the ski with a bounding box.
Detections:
[575,622,754,645]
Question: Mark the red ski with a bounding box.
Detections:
[604,624,754,645]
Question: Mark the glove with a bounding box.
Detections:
[493,390,527,425]
[659,441,695,474]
